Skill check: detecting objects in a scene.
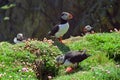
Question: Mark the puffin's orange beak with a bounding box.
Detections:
[68,13,73,19]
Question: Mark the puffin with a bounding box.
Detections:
[56,50,90,68]
[83,25,93,32]
[83,25,94,35]
[48,12,73,43]
[13,33,25,44]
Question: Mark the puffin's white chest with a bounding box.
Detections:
[55,23,69,38]
[63,59,73,66]
[13,37,22,44]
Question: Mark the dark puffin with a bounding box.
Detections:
[13,33,25,44]
[56,50,90,68]
[48,12,73,43]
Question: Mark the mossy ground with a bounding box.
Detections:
[0,32,120,80]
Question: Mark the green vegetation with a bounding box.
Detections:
[0,32,120,80]
[54,32,120,80]
[0,42,37,80]
[0,4,16,10]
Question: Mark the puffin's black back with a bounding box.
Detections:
[48,25,59,36]
[64,50,90,64]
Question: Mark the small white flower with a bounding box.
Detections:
[116,65,120,68]
[48,76,52,79]
[9,76,12,78]
[106,70,110,74]
[93,76,95,78]
[22,67,28,72]
[0,74,2,77]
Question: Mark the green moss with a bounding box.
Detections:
[0,32,120,80]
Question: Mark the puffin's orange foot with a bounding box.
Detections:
[65,67,73,73]
[58,39,62,43]
[58,37,63,43]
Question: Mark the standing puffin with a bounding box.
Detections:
[13,33,25,44]
[48,12,73,43]
[56,50,90,68]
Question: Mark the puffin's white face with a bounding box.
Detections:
[56,55,65,64]
[84,25,93,31]
[61,12,73,20]
[17,33,23,39]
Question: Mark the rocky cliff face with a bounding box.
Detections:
[0,0,120,42]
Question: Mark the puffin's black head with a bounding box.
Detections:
[17,33,24,40]
[61,12,73,20]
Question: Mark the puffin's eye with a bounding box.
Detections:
[61,14,64,16]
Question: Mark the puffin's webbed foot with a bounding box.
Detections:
[57,37,63,43]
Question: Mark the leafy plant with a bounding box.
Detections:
[85,33,120,61]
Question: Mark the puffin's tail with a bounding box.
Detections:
[81,50,91,57]
[81,50,86,54]
[43,31,51,39]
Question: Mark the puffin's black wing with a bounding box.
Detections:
[48,24,59,36]
[65,50,90,64]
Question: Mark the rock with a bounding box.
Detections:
[0,0,120,42]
